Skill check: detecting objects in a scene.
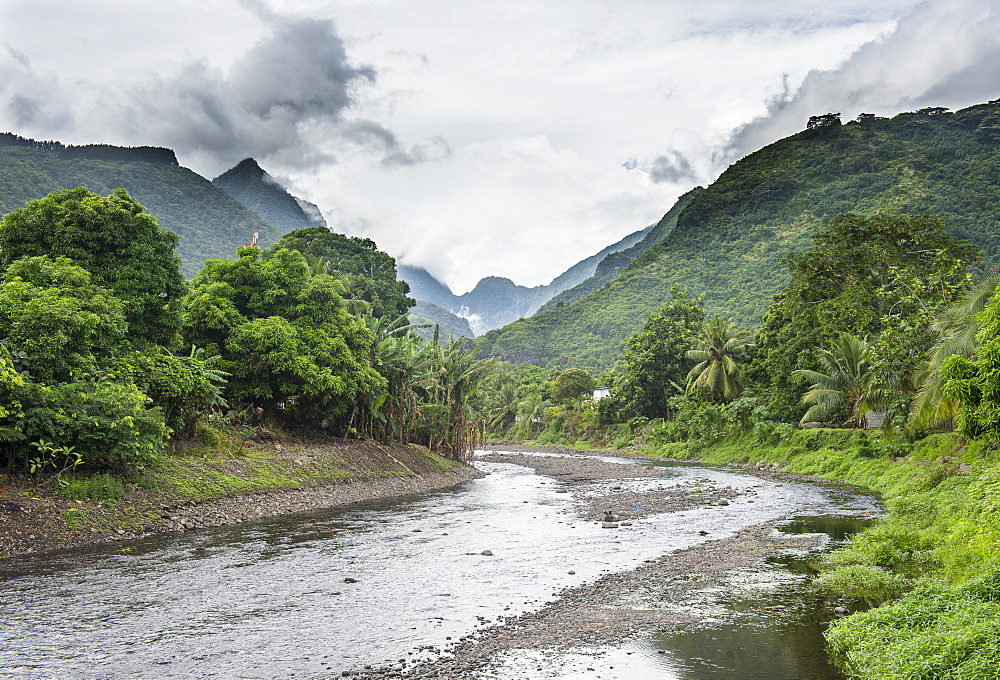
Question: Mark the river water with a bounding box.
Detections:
[0,453,880,679]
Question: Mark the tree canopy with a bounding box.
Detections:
[182,246,385,425]
[0,187,186,346]
[270,226,414,319]
[615,287,705,418]
[747,212,980,420]
[551,368,597,402]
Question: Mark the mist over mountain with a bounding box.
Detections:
[397,225,652,334]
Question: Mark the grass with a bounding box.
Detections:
[637,429,1000,680]
[59,473,127,505]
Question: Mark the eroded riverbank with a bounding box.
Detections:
[0,438,480,560]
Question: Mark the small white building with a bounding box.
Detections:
[593,387,611,401]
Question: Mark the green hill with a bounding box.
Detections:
[0,135,280,278]
[538,187,701,313]
[475,101,1000,374]
[212,158,326,233]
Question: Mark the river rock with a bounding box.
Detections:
[718,499,729,506]
[481,550,494,556]
[344,577,358,583]
[601,522,619,529]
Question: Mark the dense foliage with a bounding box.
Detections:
[270,226,414,320]
[182,246,385,426]
[0,189,493,476]
[614,288,704,419]
[747,212,978,420]
[0,187,187,345]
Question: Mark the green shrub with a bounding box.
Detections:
[826,583,1000,680]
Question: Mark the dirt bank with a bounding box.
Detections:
[0,437,481,561]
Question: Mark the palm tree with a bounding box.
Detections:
[685,315,750,401]
[910,276,1000,430]
[794,334,874,428]
[515,391,549,439]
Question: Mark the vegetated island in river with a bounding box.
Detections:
[0,435,480,560]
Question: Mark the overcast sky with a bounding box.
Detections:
[2,0,998,292]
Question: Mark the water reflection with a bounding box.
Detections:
[1,458,878,679]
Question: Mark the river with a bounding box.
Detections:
[0,452,880,679]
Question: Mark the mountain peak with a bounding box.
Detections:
[215,158,265,182]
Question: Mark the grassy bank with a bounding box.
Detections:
[0,432,464,560]
[637,429,1000,679]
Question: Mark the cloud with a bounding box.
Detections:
[723,0,1000,160]
[0,3,440,175]
[114,13,376,172]
[339,120,452,167]
[647,150,699,184]
[0,47,73,132]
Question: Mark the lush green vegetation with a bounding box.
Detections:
[0,188,495,481]
[489,195,1000,678]
[270,226,414,320]
[0,141,280,277]
[478,102,1000,375]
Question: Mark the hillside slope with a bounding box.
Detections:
[0,137,279,278]
[475,102,1000,373]
[213,158,326,233]
[539,187,701,312]
[409,300,475,342]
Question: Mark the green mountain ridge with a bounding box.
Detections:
[538,187,702,313]
[0,137,280,278]
[475,101,1000,374]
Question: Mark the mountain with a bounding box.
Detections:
[409,300,474,342]
[396,264,460,311]
[475,101,1000,374]
[539,188,701,312]
[212,158,326,233]
[0,134,279,278]
[397,226,653,334]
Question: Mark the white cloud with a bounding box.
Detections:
[2,0,994,294]
[726,0,1000,159]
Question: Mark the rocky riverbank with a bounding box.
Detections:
[0,437,482,561]
[350,448,853,679]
